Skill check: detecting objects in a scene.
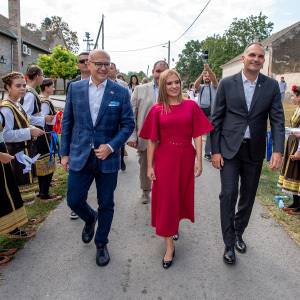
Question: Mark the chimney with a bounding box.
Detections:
[41,23,46,41]
[8,0,21,71]
[253,33,260,43]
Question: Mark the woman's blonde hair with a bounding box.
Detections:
[157,69,183,112]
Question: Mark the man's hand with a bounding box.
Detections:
[61,156,69,173]
[127,141,137,148]
[94,144,112,160]
[212,153,224,170]
[270,152,282,171]
[203,63,210,71]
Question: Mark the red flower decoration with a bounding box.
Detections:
[24,75,28,82]
[51,78,55,82]
[292,85,297,91]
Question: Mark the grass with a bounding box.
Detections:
[256,103,300,246]
[0,164,68,251]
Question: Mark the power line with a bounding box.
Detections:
[109,42,168,53]
[108,0,211,53]
[171,0,211,44]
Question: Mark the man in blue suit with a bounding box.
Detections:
[61,49,134,267]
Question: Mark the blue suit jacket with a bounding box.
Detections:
[61,78,135,172]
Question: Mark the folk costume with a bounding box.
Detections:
[0,99,35,204]
[20,87,56,198]
[278,107,300,194]
[40,94,56,132]
[0,113,28,235]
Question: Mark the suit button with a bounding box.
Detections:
[94,130,96,133]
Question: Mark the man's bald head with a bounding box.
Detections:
[89,49,111,62]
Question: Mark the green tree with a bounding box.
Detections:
[225,12,274,51]
[176,12,274,82]
[38,46,78,93]
[25,16,79,54]
[175,40,203,87]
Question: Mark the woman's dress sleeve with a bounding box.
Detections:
[139,105,160,141]
[192,101,214,138]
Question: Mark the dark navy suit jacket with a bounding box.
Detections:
[210,72,285,161]
[61,78,135,172]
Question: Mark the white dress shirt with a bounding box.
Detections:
[22,86,45,127]
[0,100,31,143]
[242,71,258,139]
[88,77,113,151]
[89,77,106,126]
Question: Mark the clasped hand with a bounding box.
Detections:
[94,144,112,160]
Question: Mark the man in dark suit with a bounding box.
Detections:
[210,42,285,264]
[61,49,134,267]
[66,52,90,95]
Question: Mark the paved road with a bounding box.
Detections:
[1,145,299,300]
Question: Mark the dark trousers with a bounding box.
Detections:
[219,141,263,246]
[38,173,54,195]
[67,150,118,246]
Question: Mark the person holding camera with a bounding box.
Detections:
[195,64,218,161]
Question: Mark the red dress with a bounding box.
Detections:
[139,100,214,237]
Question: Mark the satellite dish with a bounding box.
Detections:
[44,17,51,26]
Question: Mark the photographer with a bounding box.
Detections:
[195,64,218,161]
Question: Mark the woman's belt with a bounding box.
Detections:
[160,138,192,148]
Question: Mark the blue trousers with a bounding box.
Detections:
[67,150,118,246]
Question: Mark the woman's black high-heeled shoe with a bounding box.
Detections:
[173,233,179,241]
[162,248,175,269]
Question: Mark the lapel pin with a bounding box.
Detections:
[110,91,114,94]
[258,84,261,87]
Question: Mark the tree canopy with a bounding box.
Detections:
[38,46,78,93]
[25,16,79,54]
[176,12,274,83]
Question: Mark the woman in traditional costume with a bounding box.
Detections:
[0,73,43,248]
[39,78,56,132]
[20,66,61,203]
[139,69,213,269]
[0,72,44,206]
[278,85,300,214]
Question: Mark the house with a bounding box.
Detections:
[221,21,300,102]
[0,0,66,91]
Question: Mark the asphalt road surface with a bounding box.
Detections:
[1,145,299,300]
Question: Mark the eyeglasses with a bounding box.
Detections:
[78,59,88,64]
[89,61,111,69]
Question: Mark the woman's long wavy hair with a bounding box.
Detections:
[157,69,183,112]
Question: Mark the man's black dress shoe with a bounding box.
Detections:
[223,246,236,264]
[96,245,110,267]
[82,211,98,244]
[162,248,175,269]
[235,236,247,253]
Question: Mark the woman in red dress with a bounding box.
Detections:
[139,70,213,269]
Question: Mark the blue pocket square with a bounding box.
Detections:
[109,101,119,106]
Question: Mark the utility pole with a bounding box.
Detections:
[168,40,170,67]
[83,32,94,52]
[102,14,104,49]
[94,14,105,50]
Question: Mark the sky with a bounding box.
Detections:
[0,0,299,76]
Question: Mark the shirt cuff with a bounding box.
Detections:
[107,144,114,153]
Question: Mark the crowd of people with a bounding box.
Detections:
[0,42,298,269]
